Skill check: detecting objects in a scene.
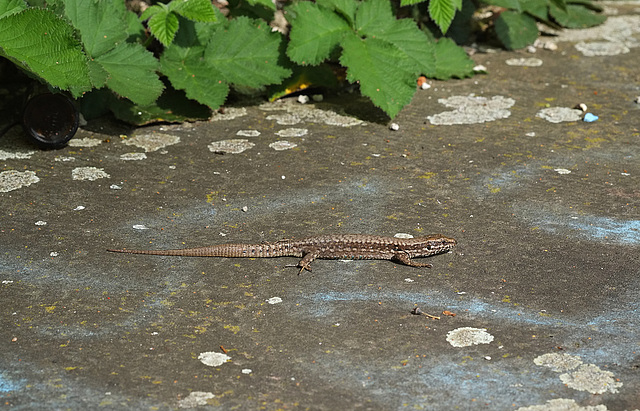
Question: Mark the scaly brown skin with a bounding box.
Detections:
[108,234,457,273]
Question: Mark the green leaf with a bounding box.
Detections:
[429,0,457,34]
[356,0,435,76]
[286,2,351,65]
[550,0,567,13]
[148,7,180,46]
[400,0,425,5]
[317,0,357,26]
[521,0,549,20]
[0,8,91,96]
[172,0,217,21]
[355,0,394,34]
[161,44,229,109]
[205,17,290,87]
[61,0,129,57]
[245,0,276,11]
[340,34,416,118]
[94,43,163,105]
[433,37,474,79]
[549,3,605,28]
[494,10,538,49]
[0,0,26,19]
[108,86,211,125]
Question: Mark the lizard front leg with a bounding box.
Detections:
[296,249,320,274]
[392,252,432,268]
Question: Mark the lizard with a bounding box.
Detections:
[107,234,456,273]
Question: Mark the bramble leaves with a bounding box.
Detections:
[0,8,91,96]
[141,0,217,46]
[287,0,472,117]
[495,10,538,50]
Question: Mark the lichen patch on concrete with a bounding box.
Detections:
[198,352,231,367]
[208,139,255,154]
[68,137,103,147]
[275,128,308,137]
[120,153,147,161]
[122,133,180,152]
[0,149,35,160]
[0,170,39,192]
[71,167,110,181]
[446,327,494,347]
[427,95,515,125]
[269,141,297,151]
[536,107,583,123]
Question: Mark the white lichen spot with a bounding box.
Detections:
[269,141,297,151]
[446,327,494,347]
[110,184,122,190]
[198,352,231,367]
[554,168,572,175]
[427,95,515,125]
[54,156,76,162]
[210,107,247,121]
[236,130,261,137]
[50,252,59,257]
[0,170,39,192]
[122,133,180,152]
[241,369,252,374]
[35,220,47,226]
[575,41,630,56]
[208,139,255,154]
[132,224,148,230]
[0,150,35,160]
[178,391,215,408]
[536,107,583,123]
[516,399,608,411]
[266,297,282,304]
[505,58,543,67]
[120,152,147,161]
[67,137,102,147]
[73,206,85,211]
[275,128,308,138]
[533,353,583,372]
[260,100,364,127]
[559,364,622,394]
[71,167,110,181]
[394,233,414,239]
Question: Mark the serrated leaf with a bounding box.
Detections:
[161,44,229,109]
[62,0,129,57]
[205,17,290,87]
[148,8,179,46]
[356,0,436,77]
[0,0,26,19]
[286,2,351,65]
[433,37,474,79]
[549,3,605,28]
[172,0,217,22]
[494,10,538,49]
[521,0,549,20]
[355,0,395,34]
[317,0,357,26]
[0,8,91,96]
[400,0,425,5]
[429,0,457,33]
[94,43,163,105]
[245,0,276,11]
[340,34,416,118]
[140,4,163,21]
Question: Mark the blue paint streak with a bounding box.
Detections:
[515,204,640,244]
[0,374,25,392]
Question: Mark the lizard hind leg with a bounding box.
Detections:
[393,252,433,268]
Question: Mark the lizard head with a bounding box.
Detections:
[421,234,457,255]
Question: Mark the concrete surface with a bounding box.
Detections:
[2,3,640,410]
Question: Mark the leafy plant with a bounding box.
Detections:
[0,0,607,122]
[483,0,606,49]
[286,0,474,118]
